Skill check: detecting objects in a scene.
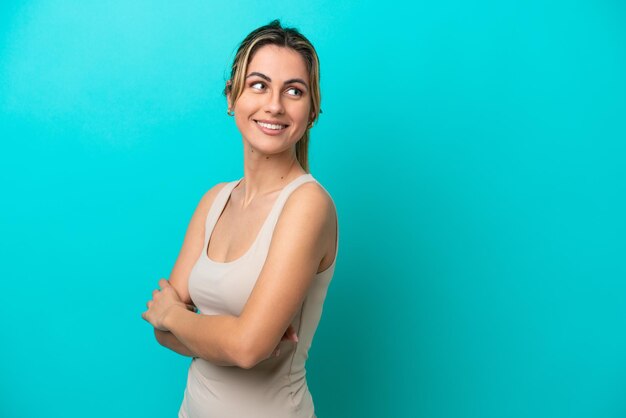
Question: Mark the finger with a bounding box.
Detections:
[158,278,169,289]
[152,289,159,297]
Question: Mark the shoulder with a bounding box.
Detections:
[195,180,232,211]
[203,180,232,201]
[289,180,335,212]
[280,180,337,233]
[185,180,233,225]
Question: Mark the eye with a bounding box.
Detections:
[286,87,303,97]
[250,81,266,91]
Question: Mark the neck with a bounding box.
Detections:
[239,141,307,207]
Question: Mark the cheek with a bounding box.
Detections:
[234,115,252,135]
[292,102,312,121]
[233,93,257,112]
[233,101,256,125]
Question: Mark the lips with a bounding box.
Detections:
[254,119,289,130]
[252,119,290,138]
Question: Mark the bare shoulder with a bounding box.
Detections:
[278,180,338,267]
[187,180,233,242]
[186,181,231,229]
[284,181,336,222]
[197,181,231,212]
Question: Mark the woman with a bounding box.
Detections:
[141,20,339,418]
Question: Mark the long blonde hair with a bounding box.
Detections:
[224,20,322,173]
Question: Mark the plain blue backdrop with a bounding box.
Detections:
[1,1,625,417]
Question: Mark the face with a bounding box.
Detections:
[228,45,313,156]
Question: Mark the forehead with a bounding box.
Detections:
[247,45,309,80]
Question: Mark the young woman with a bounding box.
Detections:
[141,20,339,418]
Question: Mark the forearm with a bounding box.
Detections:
[154,328,197,357]
[164,305,245,367]
[154,329,238,366]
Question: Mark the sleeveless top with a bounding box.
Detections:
[178,173,339,418]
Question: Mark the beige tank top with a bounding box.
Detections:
[178,173,339,418]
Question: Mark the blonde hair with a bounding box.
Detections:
[224,19,322,173]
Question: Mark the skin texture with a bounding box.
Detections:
[142,45,337,368]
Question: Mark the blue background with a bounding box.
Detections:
[1,1,625,417]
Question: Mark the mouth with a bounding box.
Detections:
[253,119,289,132]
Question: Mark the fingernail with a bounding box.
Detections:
[294,335,299,342]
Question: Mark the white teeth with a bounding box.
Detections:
[256,121,286,130]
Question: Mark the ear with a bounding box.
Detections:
[226,80,233,109]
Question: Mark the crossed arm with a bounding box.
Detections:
[144,182,334,369]
[154,327,197,358]
[154,302,297,365]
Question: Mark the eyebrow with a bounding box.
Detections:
[245,72,309,90]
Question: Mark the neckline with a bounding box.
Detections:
[204,173,312,265]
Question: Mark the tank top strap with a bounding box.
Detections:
[203,179,242,241]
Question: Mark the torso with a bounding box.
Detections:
[206,179,337,273]
[180,173,339,417]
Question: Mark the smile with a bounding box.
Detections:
[254,120,288,130]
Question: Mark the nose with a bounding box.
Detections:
[264,89,285,115]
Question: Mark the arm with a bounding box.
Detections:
[163,183,335,369]
[155,326,243,366]
[151,183,229,355]
[153,301,200,358]
[154,328,197,357]
[163,310,243,366]
[146,180,299,361]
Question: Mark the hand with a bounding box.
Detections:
[270,324,299,358]
[141,278,188,331]
[154,302,197,336]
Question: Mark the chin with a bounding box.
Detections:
[245,139,295,156]
[243,129,302,151]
